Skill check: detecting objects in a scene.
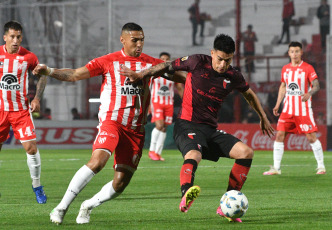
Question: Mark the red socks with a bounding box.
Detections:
[227,159,252,191]
[180,159,197,197]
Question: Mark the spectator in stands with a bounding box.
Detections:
[278,0,295,44]
[71,107,82,120]
[241,24,258,73]
[317,0,330,50]
[188,0,209,46]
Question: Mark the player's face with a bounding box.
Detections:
[120,30,144,57]
[211,49,233,74]
[159,54,170,62]
[288,46,303,63]
[3,29,23,54]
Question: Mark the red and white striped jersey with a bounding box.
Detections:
[0,45,39,111]
[281,61,317,116]
[151,75,175,105]
[86,48,163,132]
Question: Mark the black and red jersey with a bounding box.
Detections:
[172,54,249,127]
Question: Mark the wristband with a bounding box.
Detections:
[47,67,54,76]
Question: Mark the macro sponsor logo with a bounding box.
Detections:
[197,89,222,102]
[0,74,21,90]
[287,82,302,95]
[121,82,145,95]
[157,86,170,96]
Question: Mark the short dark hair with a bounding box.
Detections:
[122,22,143,32]
[213,34,235,54]
[288,41,302,49]
[4,20,23,34]
[159,52,170,58]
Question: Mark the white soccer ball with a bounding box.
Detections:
[220,190,249,218]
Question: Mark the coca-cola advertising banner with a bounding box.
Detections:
[217,123,327,151]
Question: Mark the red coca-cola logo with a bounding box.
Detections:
[233,130,249,144]
[287,132,322,150]
[251,131,274,149]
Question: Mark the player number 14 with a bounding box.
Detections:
[18,127,33,138]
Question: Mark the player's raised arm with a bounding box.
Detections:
[241,88,275,137]
[33,64,90,82]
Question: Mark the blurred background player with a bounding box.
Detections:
[0,20,47,203]
[148,52,184,161]
[263,41,326,176]
[120,34,274,222]
[33,22,185,225]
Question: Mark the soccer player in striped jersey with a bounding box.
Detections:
[263,41,326,176]
[0,20,47,204]
[121,34,275,222]
[148,52,184,161]
[33,22,185,225]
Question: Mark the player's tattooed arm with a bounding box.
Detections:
[33,65,90,82]
[35,75,47,101]
[302,79,320,102]
[120,62,175,82]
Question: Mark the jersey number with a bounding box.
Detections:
[18,127,33,138]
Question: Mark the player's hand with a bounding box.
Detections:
[273,106,280,116]
[260,117,275,138]
[33,64,52,76]
[119,65,142,83]
[30,98,40,112]
[301,93,311,102]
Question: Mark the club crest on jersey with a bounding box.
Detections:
[188,133,196,139]
[0,74,21,90]
[181,56,189,61]
[223,79,231,89]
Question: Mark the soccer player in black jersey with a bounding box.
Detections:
[120,34,274,222]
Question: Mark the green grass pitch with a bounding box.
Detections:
[0,148,331,229]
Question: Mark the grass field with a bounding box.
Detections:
[0,148,331,230]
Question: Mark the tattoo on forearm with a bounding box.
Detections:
[35,75,47,100]
[309,79,320,96]
[52,69,75,81]
[141,62,174,77]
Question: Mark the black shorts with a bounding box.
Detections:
[173,119,241,162]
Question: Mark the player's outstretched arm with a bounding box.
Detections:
[30,74,47,112]
[33,64,90,82]
[242,88,275,138]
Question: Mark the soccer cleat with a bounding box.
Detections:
[50,208,67,225]
[32,186,47,204]
[179,185,201,213]
[316,168,326,175]
[148,151,164,161]
[263,166,281,175]
[76,201,92,224]
[216,206,242,223]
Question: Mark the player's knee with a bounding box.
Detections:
[86,160,106,174]
[25,145,37,155]
[242,147,254,159]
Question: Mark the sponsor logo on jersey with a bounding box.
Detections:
[16,56,24,60]
[122,78,145,95]
[287,82,302,95]
[197,89,222,102]
[157,85,170,96]
[99,131,116,138]
[0,74,21,90]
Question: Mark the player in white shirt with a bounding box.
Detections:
[148,52,184,161]
[263,41,326,175]
[0,20,47,203]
